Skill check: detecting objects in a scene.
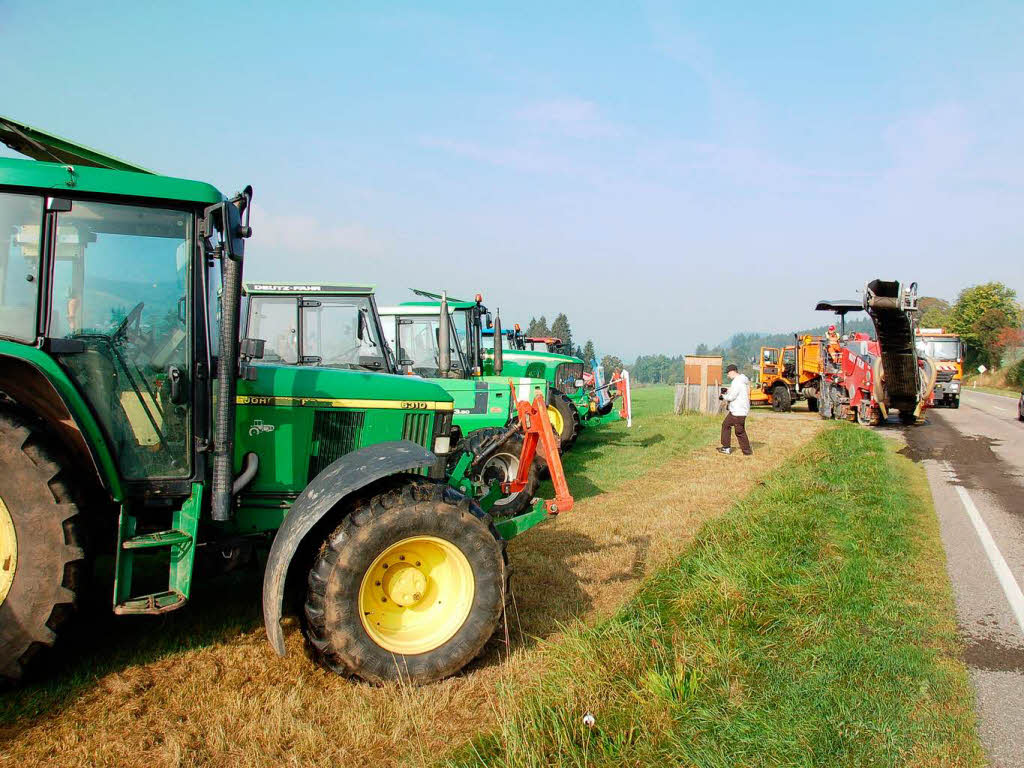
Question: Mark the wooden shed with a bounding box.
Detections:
[676,355,724,414]
[684,355,723,388]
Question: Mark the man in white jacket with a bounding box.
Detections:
[718,364,753,455]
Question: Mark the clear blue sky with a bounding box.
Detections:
[4,1,1022,358]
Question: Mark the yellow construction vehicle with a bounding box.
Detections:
[915,328,964,408]
[750,334,830,411]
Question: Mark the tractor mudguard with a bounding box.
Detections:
[262,440,437,656]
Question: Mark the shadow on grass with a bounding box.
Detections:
[470,521,654,669]
[0,558,266,728]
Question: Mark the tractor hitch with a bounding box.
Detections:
[504,385,574,516]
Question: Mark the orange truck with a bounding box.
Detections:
[750,334,830,411]
[915,328,964,408]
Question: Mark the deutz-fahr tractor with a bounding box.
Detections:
[0,116,568,686]
[240,282,551,516]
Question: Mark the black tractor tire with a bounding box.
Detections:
[806,396,819,413]
[304,479,508,684]
[456,429,539,518]
[771,385,792,412]
[951,397,960,410]
[549,392,582,451]
[0,411,87,683]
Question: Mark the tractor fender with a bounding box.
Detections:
[262,439,437,656]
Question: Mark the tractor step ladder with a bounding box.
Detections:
[113,483,203,615]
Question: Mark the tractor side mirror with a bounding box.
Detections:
[240,338,265,360]
[203,187,252,261]
[485,312,493,329]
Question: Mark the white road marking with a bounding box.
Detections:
[952,479,1024,635]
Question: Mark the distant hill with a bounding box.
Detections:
[629,317,874,384]
[713,317,874,372]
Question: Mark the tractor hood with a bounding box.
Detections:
[1,114,153,173]
[491,348,582,366]
[238,364,454,409]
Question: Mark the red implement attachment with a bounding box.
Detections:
[505,384,574,515]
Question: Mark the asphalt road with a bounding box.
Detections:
[905,389,1024,767]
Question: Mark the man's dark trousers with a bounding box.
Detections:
[721,413,752,455]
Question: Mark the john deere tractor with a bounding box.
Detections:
[400,291,594,449]
[240,282,551,516]
[0,116,566,686]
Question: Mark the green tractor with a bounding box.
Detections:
[241,283,550,516]
[400,291,591,449]
[0,116,566,686]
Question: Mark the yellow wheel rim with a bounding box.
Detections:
[0,497,17,608]
[359,536,475,655]
[547,405,565,438]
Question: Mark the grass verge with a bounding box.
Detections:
[447,425,983,768]
[965,385,1019,399]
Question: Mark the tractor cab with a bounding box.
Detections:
[242,283,391,372]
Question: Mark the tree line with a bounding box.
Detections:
[627,281,1023,386]
[522,282,1023,387]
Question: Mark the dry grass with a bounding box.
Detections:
[0,391,821,768]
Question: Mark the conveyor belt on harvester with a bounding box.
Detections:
[863,279,920,412]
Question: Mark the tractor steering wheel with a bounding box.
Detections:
[112,301,145,344]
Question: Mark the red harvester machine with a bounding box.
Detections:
[815,280,937,426]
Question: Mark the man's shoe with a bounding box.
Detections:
[717,447,732,455]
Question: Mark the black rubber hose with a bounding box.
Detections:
[212,250,242,522]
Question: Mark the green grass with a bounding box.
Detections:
[547,385,721,501]
[446,425,983,768]
[965,384,1019,399]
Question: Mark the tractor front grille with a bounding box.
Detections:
[308,410,365,481]
[936,369,955,382]
[402,412,433,448]
[555,363,585,395]
[403,412,435,478]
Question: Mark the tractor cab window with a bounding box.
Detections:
[762,349,779,366]
[0,192,43,342]
[453,308,475,359]
[301,296,386,371]
[248,297,298,364]
[49,200,193,479]
[396,315,466,377]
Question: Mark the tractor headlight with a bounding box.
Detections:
[433,436,450,455]
[949,382,959,391]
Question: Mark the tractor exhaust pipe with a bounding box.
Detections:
[211,188,252,523]
[438,291,451,376]
[493,311,503,376]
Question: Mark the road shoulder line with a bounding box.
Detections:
[950,473,1024,635]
